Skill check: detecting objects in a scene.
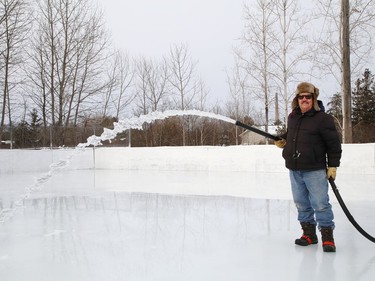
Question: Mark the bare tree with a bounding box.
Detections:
[190,78,209,145]
[235,0,277,134]
[100,50,134,120]
[311,0,375,142]
[226,59,253,144]
[168,43,198,145]
[101,51,118,119]
[0,0,30,141]
[226,60,249,120]
[26,0,109,144]
[70,6,109,127]
[312,0,375,84]
[145,56,169,112]
[271,0,311,123]
[341,0,352,143]
[112,50,135,120]
[134,56,152,116]
[133,55,171,146]
[133,56,153,146]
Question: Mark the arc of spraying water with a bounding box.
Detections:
[0,110,236,223]
[77,109,236,148]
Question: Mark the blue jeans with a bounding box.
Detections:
[289,169,334,229]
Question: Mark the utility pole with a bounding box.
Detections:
[275,92,280,124]
[341,0,352,143]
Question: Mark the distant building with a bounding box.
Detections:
[1,140,13,149]
[239,126,278,145]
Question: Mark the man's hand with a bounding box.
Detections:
[274,139,286,148]
[327,167,337,180]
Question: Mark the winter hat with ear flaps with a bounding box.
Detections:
[292,82,321,111]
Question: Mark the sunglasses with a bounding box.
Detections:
[297,94,313,100]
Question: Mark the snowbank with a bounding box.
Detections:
[0,144,374,175]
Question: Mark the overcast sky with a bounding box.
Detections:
[96,0,351,113]
[97,0,244,105]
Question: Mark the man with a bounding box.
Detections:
[275,82,342,252]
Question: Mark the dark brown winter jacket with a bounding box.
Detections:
[280,101,342,171]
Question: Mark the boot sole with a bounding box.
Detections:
[323,245,336,252]
[295,239,318,246]
[295,235,318,246]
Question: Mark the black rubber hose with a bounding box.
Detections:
[329,178,375,243]
[235,121,281,141]
[235,120,375,243]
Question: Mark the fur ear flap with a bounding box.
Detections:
[313,87,319,97]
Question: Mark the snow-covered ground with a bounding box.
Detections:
[1,145,375,281]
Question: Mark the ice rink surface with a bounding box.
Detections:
[1,169,375,281]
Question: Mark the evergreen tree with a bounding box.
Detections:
[29,109,42,147]
[352,69,375,124]
[327,92,343,141]
[30,108,42,128]
[327,93,342,118]
[352,69,375,143]
[13,109,42,148]
[13,120,30,148]
[327,92,343,125]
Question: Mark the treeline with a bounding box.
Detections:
[327,69,375,143]
[3,69,375,148]
[1,0,233,148]
[1,0,375,148]
[4,115,238,148]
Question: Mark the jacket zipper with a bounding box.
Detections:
[292,114,304,167]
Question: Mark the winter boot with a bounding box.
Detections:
[295,222,318,246]
[321,227,336,252]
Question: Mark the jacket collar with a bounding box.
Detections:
[292,100,325,117]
